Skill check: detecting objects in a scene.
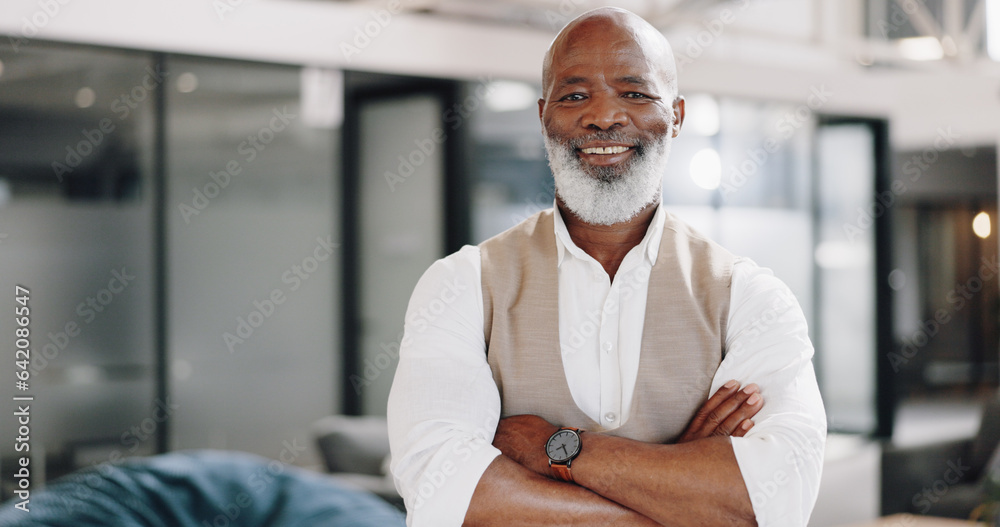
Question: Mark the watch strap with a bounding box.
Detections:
[550,461,574,482]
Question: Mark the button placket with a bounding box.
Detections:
[598,280,622,428]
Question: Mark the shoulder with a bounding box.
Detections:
[727,257,811,355]
[731,258,798,306]
[406,245,483,335]
[415,245,481,291]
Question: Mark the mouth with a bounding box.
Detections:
[575,142,636,166]
[579,145,632,155]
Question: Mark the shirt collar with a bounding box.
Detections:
[552,200,665,268]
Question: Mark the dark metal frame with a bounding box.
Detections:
[340,72,469,415]
[815,115,893,438]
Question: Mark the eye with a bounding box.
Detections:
[623,92,650,99]
[559,93,586,102]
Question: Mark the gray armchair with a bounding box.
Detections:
[881,395,1000,518]
[312,415,404,510]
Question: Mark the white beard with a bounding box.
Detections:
[545,132,670,226]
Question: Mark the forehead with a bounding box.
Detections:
[554,43,656,77]
[548,22,667,85]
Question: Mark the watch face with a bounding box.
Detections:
[546,429,581,463]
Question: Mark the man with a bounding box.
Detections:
[388,7,825,526]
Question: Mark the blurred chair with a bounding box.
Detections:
[312,415,403,510]
[881,395,1000,518]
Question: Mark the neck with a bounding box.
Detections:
[556,197,658,282]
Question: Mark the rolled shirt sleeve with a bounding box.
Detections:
[387,245,501,527]
[716,258,828,527]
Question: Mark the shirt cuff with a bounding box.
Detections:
[402,442,502,527]
[731,432,823,527]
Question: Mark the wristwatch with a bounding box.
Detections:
[545,426,583,482]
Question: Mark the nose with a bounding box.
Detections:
[580,92,628,131]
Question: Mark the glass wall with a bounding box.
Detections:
[356,93,444,415]
[0,43,344,490]
[166,58,341,466]
[0,43,158,481]
[815,123,877,433]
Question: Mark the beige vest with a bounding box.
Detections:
[480,208,735,443]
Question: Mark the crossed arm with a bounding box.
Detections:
[463,381,763,526]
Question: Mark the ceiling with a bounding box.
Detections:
[324,0,729,31]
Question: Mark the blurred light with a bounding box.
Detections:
[815,241,870,269]
[485,81,536,112]
[0,59,5,79]
[75,87,96,108]
[855,51,874,66]
[66,365,102,385]
[176,72,199,93]
[973,211,991,238]
[939,35,959,57]
[172,359,193,381]
[689,148,721,190]
[301,67,343,129]
[898,37,944,61]
[685,94,720,136]
[990,0,1000,61]
[888,269,906,291]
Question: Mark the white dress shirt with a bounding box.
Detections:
[387,203,827,527]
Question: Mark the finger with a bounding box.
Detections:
[731,419,755,438]
[715,387,764,437]
[685,380,741,433]
[697,383,758,435]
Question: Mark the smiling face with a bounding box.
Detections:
[540,8,684,225]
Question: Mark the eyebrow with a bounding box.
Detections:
[555,75,653,91]
[556,76,588,90]
[617,75,652,87]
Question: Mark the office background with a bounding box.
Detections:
[1,0,999,524]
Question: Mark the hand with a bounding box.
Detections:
[492,414,559,478]
[676,380,763,443]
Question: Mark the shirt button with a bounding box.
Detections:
[602,341,613,352]
[604,412,617,423]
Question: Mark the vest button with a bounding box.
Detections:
[604,412,617,423]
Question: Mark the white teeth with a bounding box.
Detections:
[581,146,630,155]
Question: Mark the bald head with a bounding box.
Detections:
[542,7,677,99]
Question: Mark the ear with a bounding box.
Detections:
[671,96,685,138]
[538,97,545,122]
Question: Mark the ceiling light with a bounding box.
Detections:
[898,36,944,61]
[689,148,721,190]
[485,81,537,112]
[815,241,870,269]
[75,87,96,108]
[973,211,991,238]
[176,72,199,93]
[685,94,720,136]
